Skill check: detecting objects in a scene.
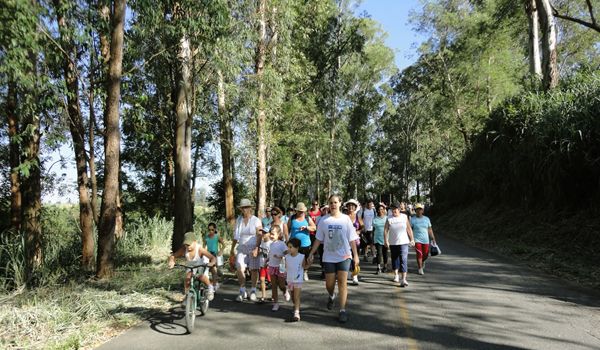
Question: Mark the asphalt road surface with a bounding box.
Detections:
[98,236,600,350]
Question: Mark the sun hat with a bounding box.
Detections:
[183,231,196,246]
[238,198,253,208]
[295,202,307,212]
[415,203,425,210]
[345,199,360,208]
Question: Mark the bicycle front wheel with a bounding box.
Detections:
[185,292,196,333]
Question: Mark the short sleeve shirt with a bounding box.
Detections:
[362,208,376,231]
[372,216,387,245]
[387,214,409,245]
[268,240,287,267]
[316,214,359,263]
[286,253,305,284]
[234,215,261,251]
[411,216,432,244]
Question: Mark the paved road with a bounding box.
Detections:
[98,236,600,350]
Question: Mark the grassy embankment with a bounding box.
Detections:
[434,204,600,290]
[0,205,231,350]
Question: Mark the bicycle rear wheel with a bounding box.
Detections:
[185,292,196,333]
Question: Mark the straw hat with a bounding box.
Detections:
[295,202,307,212]
[238,198,253,208]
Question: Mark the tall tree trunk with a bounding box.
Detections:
[7,81,21,233]
[88,58,100,225]
[526,0,543,79]
[22,53,43,275]
[96,0,126,279]
[54,0,95,271]
[217,69,235,230]
[536,0,559,90]
[172,34,194,252]
[255,0,268,216]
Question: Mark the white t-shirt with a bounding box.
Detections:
[234,215,261,252]
[388,213,410,245]
[362,208,375,231]
[285,253,305,283]
[268,240,287,267]
[316,214,359,263]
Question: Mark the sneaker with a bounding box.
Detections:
[235,291,247,302]
[352,275,359,285]
[249,291,257,302]
[375,266,380,275]
[338,310,348,323]
[327,294,336,310]
[418,268,424,275]
[284,290,291,302]
[206,287,215,301]
[272,303,280,311]
[400,280,409,287]
[214,283,220,292]
[304,271,309,281]
[287,311,300,322]
[393,275,400,283]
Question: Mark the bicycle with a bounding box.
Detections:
[175,262,211,333]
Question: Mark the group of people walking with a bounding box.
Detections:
[169,194,437,323]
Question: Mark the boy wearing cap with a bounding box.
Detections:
[168,231,216,302]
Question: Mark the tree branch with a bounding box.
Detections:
[551,3,600,33]
[585,0,597,26]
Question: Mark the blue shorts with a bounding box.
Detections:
[323,258,352,274]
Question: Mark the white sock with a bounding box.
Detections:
[240,287,246,293]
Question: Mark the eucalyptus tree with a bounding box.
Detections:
[96,0,126,279]
[52,0,95,270]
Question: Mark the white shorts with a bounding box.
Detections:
[236,252,248,271]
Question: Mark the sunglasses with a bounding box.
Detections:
[271,212,278,215]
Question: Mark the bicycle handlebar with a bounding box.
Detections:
[174,262,213,270]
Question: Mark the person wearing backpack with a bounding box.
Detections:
[360,200,376,261]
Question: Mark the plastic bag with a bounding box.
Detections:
[430,242,441,256]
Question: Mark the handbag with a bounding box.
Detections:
[430,242,441,256]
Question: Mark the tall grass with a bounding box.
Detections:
[0,207,189,349]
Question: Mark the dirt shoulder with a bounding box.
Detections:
[432,203,600,290]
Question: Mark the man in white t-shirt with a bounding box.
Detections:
[308,195,359,324]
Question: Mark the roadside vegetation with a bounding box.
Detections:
[0,205,223,350]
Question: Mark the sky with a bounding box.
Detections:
[356,0,425,71]
[44,0,426,204]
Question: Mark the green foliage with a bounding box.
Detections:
[206,178,249,224]
[436,72,600,209]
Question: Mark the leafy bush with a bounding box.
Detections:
[436,72,600,210]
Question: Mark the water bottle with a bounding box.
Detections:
[279,257,286,274]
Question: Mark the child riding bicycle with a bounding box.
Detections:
[168,231,216,302]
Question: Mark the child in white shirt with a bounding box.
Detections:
[285,237,309,322]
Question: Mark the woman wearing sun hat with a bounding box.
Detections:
[288,202,316,281]
[229,198,263,302]
[411,203,436,275]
